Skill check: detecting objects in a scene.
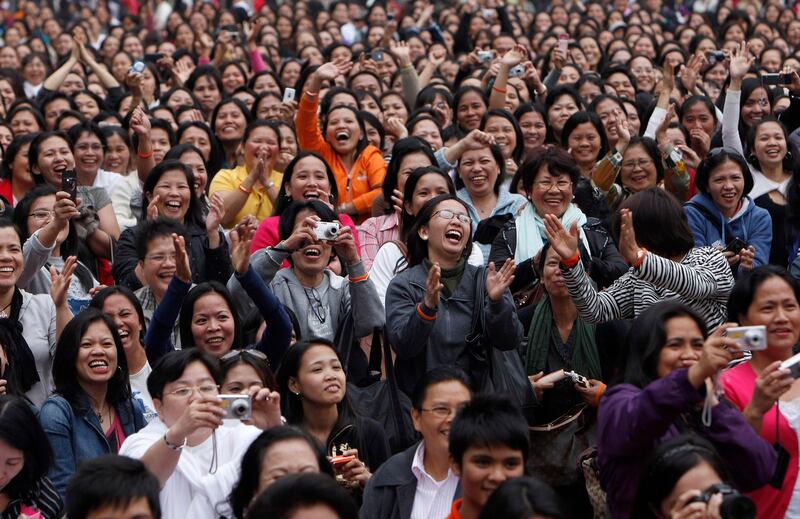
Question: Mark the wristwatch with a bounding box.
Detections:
[608,148,624,168]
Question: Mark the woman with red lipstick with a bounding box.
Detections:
[721,266,800,519]
[38,309,146,500]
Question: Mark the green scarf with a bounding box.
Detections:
[423,258,466,298]
[525,295,601,379]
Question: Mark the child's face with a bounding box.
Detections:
[453,444,525,511]
[85,496,154,519]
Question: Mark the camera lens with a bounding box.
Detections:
[231,399,249,417]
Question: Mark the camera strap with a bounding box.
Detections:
[770,401,790,489]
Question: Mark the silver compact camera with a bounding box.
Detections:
[782,352,800,379]
[315,221,341,241]
[725,325,768,351]
[218,395,252,420]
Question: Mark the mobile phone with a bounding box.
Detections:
[129,61,145,74]
[370,50,384,62]
[725,325,768,352]
[61,170,77,202]
[144,53,164,63]
[478,50,493,63]
[763,73,793,85]
[482,8,495,18]
[724,237,747,254]
[558,33,569,54]
[565,371,590,389]
[509,64,525,77]
[282,87,296,103]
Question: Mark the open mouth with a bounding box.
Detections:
[720,192,737,202]
[630,173,648,183]
[88,360,109,373]
[0,266,13,274]
[303,247,322,258]
[335,131,349,142]
[118,329,130,339]
[324,383,341,393]
[445,229,463,244]
[165,200,182,212]
[543,196,563,208]
[206,337,224,348]
[303,189,320,199]
[221,124,238,134]
[765,148,782,159]
[158,269,175,280]
[470,175,488,186]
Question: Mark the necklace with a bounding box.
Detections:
[0,301,11,319]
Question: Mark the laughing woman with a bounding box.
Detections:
[297,59,387,224]
[385,194,523,395]
[38,309,146,499]
[112,160,232,290]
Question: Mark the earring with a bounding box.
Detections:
[787,151,793,161]
[420,234,428,241]
[748,154,757,162]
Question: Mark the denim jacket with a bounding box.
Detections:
[38,393,146,499]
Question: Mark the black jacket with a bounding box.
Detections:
[112,223,232,290]
[488,217,628,292]
[360,443,461,519]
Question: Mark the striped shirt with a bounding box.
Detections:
[562,246,734,330]
[1,477,62,519]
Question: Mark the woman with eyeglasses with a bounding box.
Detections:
[118,349,283,519]
[15,185,99,311]
[38,309,147,499]
[385,194,523,396]
[489,147,627,301]
[144,229,292,370]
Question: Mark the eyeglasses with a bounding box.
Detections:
[535,179,572,191]
[433,209,471,224]
[165,384,219,398]
[145,253,177,263]
[420,403,468,419]
[220,349,268,365]
[29,210,55,221]
[621,158,654,170]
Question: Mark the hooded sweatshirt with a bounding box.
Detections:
[684,193,772,274]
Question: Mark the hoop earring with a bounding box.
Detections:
[786,151,793,161]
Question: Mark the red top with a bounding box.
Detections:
[444,498,463,519]
[722,361,798,519]
[250,213,361,254]
[105,413,127,453]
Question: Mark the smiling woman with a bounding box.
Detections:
[38,309,147,500]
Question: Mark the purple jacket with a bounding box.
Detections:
[597,369,777,519]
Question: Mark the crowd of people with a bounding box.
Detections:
[0,0,799,517]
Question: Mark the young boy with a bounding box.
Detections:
[65,454,161,519]
[445,394,530,519]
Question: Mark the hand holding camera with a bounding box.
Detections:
[168,395,227,445]
[686,324,743,389]
[747,360,793,419]
[332,225,360,266]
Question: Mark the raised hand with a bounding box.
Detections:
[50,256,78,308]
[315,59,353,82]
[130,107,151,136]
[54,191,80,227]
[173,233,192,283]
[689,128,711,159]
[462,129,496,150]
[729,41,753,82]
[660,60,675,92]
[551,46,566,70]
[675,144,701,170]
[384,117,408,139]
[486,259,515,302]
[424,262,442,309]
[739,245,756,271]
[687,323,743,388]
[389,40,412,67]
[230,225,255,275]
[281,215,319,251]
[391,188,404,216]
[246,387,282,429]
[334,448,371,488]
[617,208,641,264]
[501,44,527,67]
[747,360,793,418]
[146,194,161,221]
[428,47,447,68]
[655,103,677,148]
[205,192,226,235]
[614,112,631,149]
[543,214,579,260]
[332,225,359,265]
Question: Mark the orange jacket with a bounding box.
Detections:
[297,94,387,223]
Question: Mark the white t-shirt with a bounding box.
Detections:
[119,419,261,519]
[129,362,157,422]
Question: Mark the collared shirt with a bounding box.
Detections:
[410,442,460,519]
[135,285,181,349]
[208,165,283,227]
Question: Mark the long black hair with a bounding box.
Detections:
[89,285,147,343]
[0,396,53,500]
[617,302,708,388]
[480,108,525,165]
[52,308,132,407]
[384,137,437,215]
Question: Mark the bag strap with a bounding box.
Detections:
[379,325,414,448]
[684,201,734,238]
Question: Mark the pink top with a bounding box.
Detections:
[251,213,361,256]
[357,213,399,271]
[722,361,798,519]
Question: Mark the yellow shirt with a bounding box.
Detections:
[209,165,283,227]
